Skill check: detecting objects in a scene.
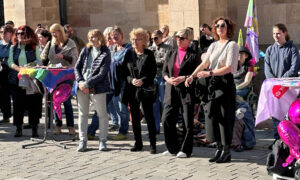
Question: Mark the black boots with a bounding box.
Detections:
[130,142,143,152]
[216,145,231,163]
[209,143,231,163]
[150,144,156,154]
[209,142,222,162]
[32,126,39,138]
[14,126,22,137]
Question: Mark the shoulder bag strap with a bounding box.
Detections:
[209,40,231,69]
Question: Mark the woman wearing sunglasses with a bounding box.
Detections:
[162,28,200,158]
[185,16,239,163]
[7,25,43,137]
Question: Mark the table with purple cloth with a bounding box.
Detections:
[255,78,300,126]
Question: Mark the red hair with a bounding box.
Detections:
[12,25,38,46]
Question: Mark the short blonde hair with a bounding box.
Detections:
[87,29,106,48]
[176,28,193,41]
[50,23,68,44]
[129,28,149,49]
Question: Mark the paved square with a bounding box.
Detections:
[0,100,274,180]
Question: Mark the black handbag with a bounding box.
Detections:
[130,49,157,102]
[138,84,157,102]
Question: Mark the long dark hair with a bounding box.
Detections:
[273,23,290,41]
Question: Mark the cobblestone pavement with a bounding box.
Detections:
[0,100,273,180]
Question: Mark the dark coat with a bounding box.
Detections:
[162,47,201,105]
[121,48,157,104]
[75,46,111,94]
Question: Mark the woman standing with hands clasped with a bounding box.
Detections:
[122,28,157,154]
[185,17,239,163]
[161,28,200,158]
[75,29,111,152]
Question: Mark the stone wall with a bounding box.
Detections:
[3,0,300,45]
[4,0,60,30]
[229,0,300,46]
[3,0,26,26]
[168,0,201,39]
[66,0,169,43]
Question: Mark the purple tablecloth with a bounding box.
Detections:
[255,78,300,126]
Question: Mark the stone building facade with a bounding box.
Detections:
[3,0,300,47]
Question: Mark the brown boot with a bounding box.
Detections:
[68,127,76,135]
[54,126,62,135]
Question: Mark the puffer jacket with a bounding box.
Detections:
[75,46,111,94]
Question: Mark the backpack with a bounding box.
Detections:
[266,139,296,178]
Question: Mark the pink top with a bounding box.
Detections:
[173,47,187,77]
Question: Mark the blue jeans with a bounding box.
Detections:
[108,95,129,135]
[54,96,74,127]
[88,94,129,136]
[107,93,118,126]
[272,117,280,139]
[153,77,165,133]
[236,88,250,99]
[87,111,99,136]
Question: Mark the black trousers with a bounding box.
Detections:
[0,86,11,119]
[203,76,236,146]
[162,93,194,156]
[10,85,43,127]
[129,98,156,147]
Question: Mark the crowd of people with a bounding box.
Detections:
[0,16,298,163]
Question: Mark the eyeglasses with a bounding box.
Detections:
[215,23,226,29]
[131,38,143,42]
[176,36,186,41]
[17,32,25,36]
[151,37,159,41]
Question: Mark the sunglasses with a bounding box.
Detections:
[151,37,159,41]
[176,36,186,41]
[17,32,25,36]
[215,23,226,29]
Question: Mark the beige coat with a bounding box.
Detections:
[40,38,78,67]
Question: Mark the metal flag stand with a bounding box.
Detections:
[22,85,75,149]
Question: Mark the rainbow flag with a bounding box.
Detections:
[244,0,259,63]
[19,67,75,93]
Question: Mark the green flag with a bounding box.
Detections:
[238,29,243,47]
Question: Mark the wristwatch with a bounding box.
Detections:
[209,70,213,76]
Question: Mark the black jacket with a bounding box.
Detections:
[162,47,201,105]
[121,48,157,104]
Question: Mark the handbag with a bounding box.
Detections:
[195,40,231,99]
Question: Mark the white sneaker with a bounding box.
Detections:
[176,151,187,158]
[99,141,108,151]
[162,150,174,156]
[77,140,87,152]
